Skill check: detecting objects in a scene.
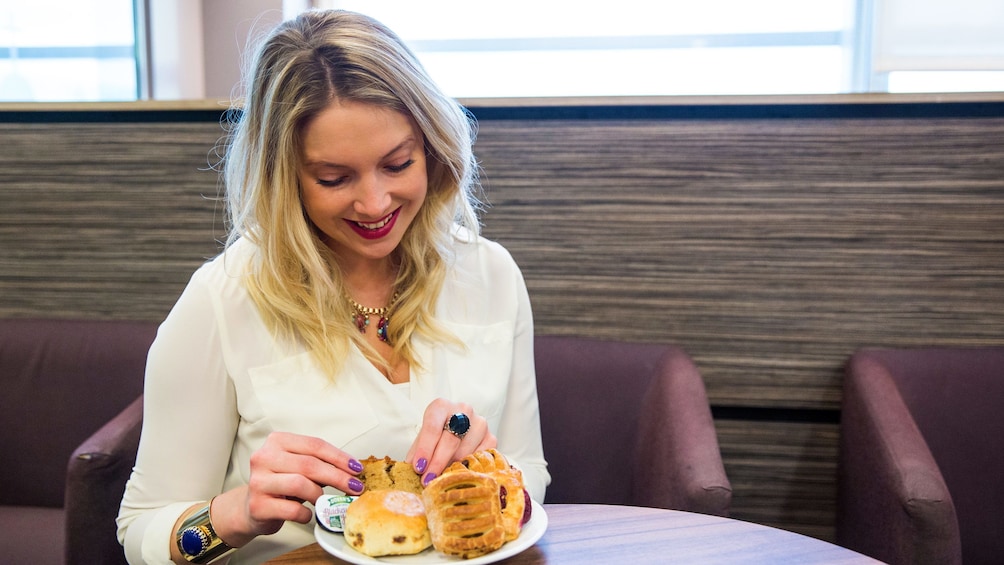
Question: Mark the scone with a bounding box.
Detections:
[445,449,528,541]
[422,470,506,559]
[358,455,423,494]
[343,489,432,557]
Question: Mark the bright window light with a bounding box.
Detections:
[887,71,1004,93]
[2,0,1002,102]
[418,46,846,98]
[328,0,855,97]
[0,0,138,102]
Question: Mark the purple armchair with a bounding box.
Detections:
[534,335,732,516]
[0,319,155,565]
[837,347,1004,565]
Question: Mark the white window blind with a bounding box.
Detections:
[873,0,1004,72]
[324,0,855,97]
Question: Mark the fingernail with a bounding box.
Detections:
[348,459,363,473]
[348,478,365,493]
[422,472,437,487]
[415,458,428,474]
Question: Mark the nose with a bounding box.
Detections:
[353,173,391,218]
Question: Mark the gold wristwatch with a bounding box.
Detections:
[176,502,235,563]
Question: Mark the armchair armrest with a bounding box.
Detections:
[837,354,961,565]
[635,347,732,517]
[64,395,143,565]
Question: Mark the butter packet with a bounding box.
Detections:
[314,494,357,533]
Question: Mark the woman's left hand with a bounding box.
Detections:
[405,398,496,486]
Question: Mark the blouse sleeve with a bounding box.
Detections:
[117,265,239,564]
[494,254,551,503]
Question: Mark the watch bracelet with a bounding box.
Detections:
[176,500,235,564]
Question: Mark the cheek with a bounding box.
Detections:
[409,168,430,203]
[299,187,344,231]
[413,181,429,204]
[299,187,322,222]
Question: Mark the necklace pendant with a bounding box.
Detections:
[353,313,368,333]
[346,291,397,343]
[376,316,389,343]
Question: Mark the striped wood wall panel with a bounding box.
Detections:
[0,122,225,318]
[470,112,1004,539]
[2,103,1002,542]
[473,116,1004,412]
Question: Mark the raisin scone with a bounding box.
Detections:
[343,489,432,557]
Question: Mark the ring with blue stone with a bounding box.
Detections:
[445,412,471,439]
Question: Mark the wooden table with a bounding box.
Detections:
[265,504,881,564]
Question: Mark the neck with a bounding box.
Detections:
[337,256,398,308]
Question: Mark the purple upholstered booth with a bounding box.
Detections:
[534,335,732,516]
[2,325,730,563]
[837,347,1004,565]
[0,318,156,565]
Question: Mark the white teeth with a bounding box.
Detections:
[356,215,392,230]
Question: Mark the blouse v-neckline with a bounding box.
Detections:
[351,341,415,393]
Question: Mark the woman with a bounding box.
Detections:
[117,9,548,564]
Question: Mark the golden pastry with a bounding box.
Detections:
[343,489,431,556]
[422,470,506,558]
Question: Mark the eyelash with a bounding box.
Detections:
[316,176,347,188]
[386,159,415,173]
[315,159,415,188]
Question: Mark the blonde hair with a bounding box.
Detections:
[223,9,481,377]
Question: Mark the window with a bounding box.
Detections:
[886,70,1004,93]
[0,0,139,102]
[872,0,1004,93]
[2,0,1002,102]
[325,0,859,97]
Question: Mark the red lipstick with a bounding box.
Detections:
[345,208,400,240]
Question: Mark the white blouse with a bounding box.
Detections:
[117,231,549,564]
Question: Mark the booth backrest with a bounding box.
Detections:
[865,348,1004,564]
[0,318,156,507]
[534,335,731,515]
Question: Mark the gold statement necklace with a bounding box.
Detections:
[346,292,399,344]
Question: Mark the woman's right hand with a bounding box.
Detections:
[204,432,364,547]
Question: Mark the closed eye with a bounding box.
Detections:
[316,176,348,188]
[386,159,415,174]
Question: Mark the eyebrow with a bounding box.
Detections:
[302,136,417,168]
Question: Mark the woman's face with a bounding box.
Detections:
[297,100,428,267]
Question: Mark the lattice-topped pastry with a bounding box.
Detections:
[448,449,512,473]
[421,470,506,559]
[444,449,529,541]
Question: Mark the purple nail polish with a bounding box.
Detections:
[348,459,363,473]
[415,457,428,474]
[348,478,364,493]
[422,472,437,487]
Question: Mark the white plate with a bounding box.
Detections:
[314,499,547,565]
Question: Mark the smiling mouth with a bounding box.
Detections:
[346,208,400,240]
[352,212,395,230]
